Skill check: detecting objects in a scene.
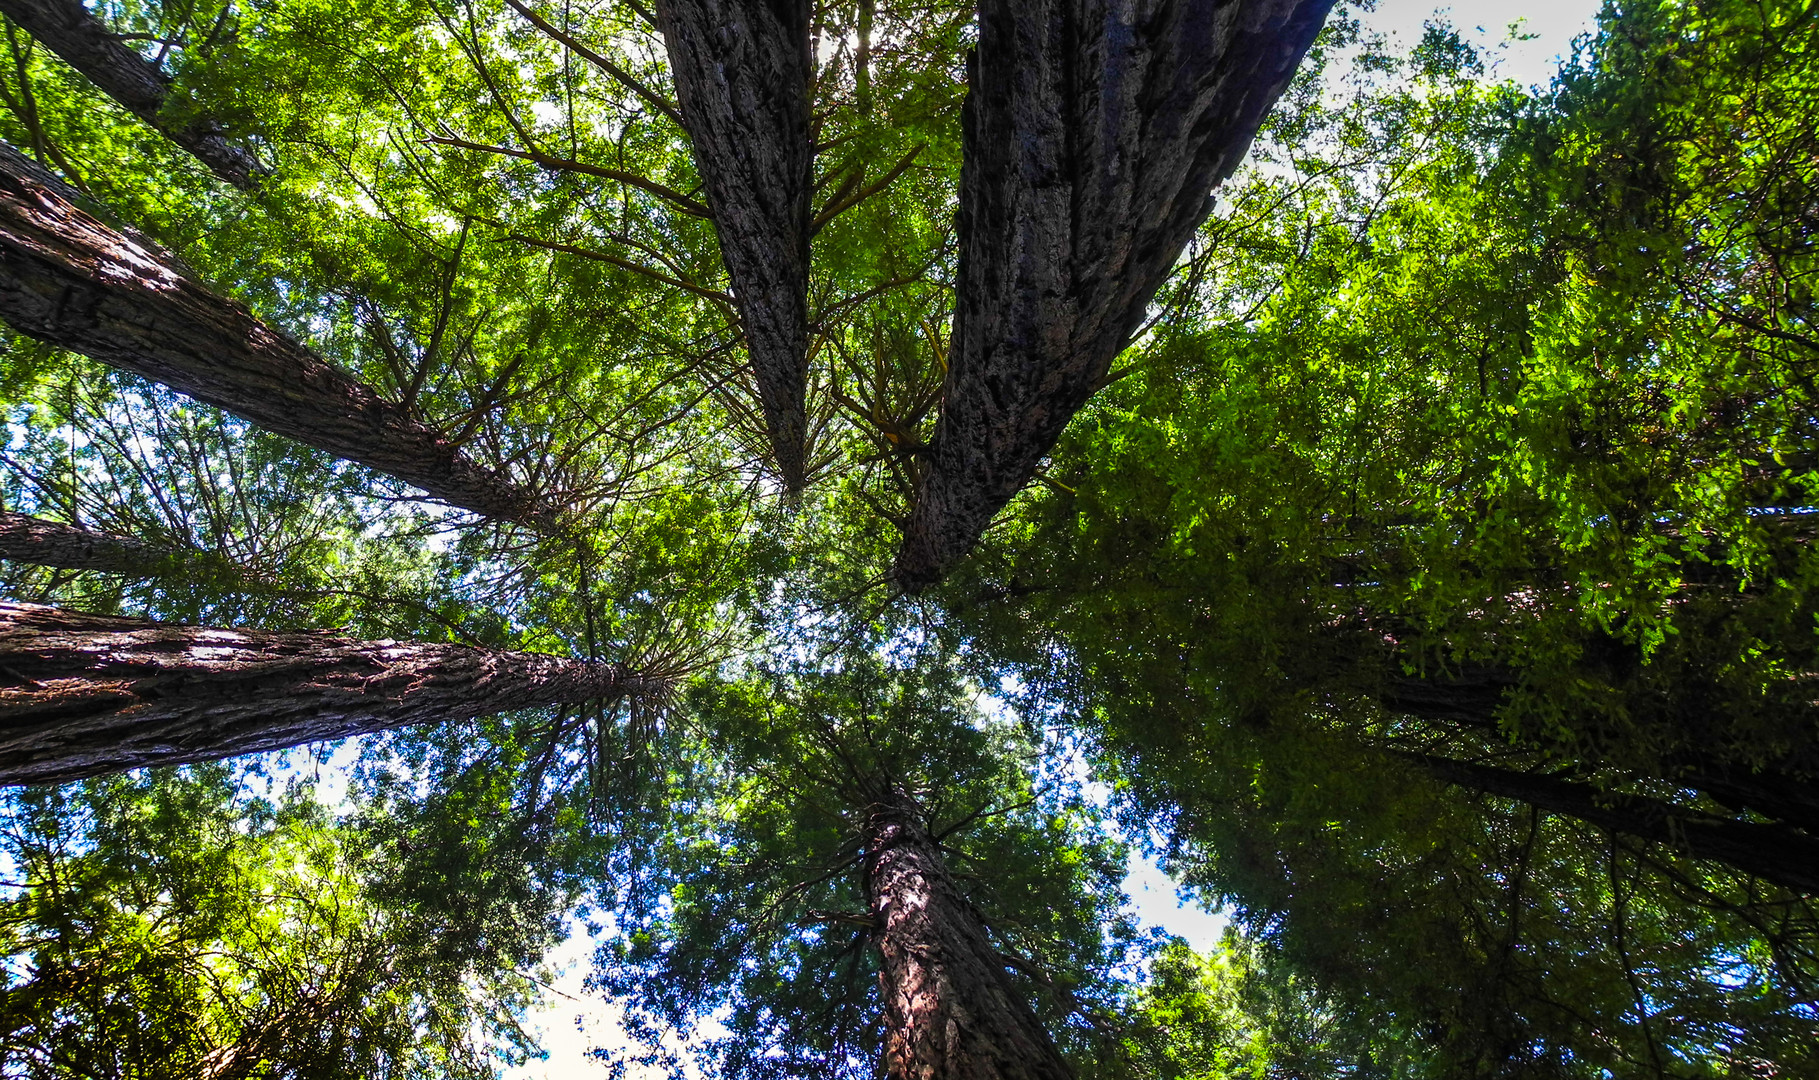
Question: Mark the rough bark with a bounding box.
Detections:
[0,145,552,526]
[863,786,1075,1080]
[1410,753,1819,895]
[892,0,1336,588]
[0,510,188,574]
[0,601,639,786]
[1381,665,1819,837]
[0,0,266,189]
[654,0,813,491]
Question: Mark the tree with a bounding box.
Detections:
[655,0,816,491]
[893,0,1335,588]
[0,146,552,525]
[0,0,265,187]
[1,0,1816,1075]
[591,653,1139,1080]
[0,763,556,1078]
[0,510,191,575]
[0,601,651,785]
[952,2,1819,1071]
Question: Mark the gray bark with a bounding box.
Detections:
[863,786,1074,1080]
[0,510,186,574]
[892,0,1336,588]
[0,601,639,786]
[655,0,813,491]
[0,144,552,526]
[0,0,266,189]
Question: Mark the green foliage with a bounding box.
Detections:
[587,646,1143,1080]
[1,0,1817,1074]
[950,0,1819,1073]
[1127,933,1416,1080]
[0,765,538,1078]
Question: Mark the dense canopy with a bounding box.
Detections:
[0,0,1816,1076]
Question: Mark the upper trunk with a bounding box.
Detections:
[0,0,266,189]
[0,145,552,527]
[1410,753,1819,895]
[862,787,1075,1080]
[1381,664,1819,837]
[654,0,814,491]
[0,601,636,786]
[0,511,188,575]
[892,0,1335,588]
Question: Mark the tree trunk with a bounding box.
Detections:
[0,601,637,786]
[0,0,266,189]
[862,786,1075,1080]
[0,510,188,574]
[654,0,813,492]
[0,145,552,527]
[1380,664,1819,837]
[892,0,1335,588]
[1409,753,1819,895]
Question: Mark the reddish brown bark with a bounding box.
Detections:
[863,787,1074,1080]
[0,510,186,574]
[0,601,638,786]
[654,0,814,491]
[0,145,551,526]
[0,0,266,189]
[892,0,1335,588]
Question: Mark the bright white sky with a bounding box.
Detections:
[502,1,1605,1075]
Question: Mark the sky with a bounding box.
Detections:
[502,1,1606,1074]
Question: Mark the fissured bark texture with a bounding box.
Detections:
[863,789,1075,1080]
[655,0,814,491]
[0,0,266,189]
[0,511,184,575]
[0,146,550,526]
[893,0,1336,588]
[0,602,634,786]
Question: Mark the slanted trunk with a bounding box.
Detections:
[892,0,1335,588]
[0,511,188,574]
[0,146,551,526]
[0,0,266,189]
[655,0,813,491]
[1409,753,1819,895]
[1380,664,1819,837]
[0,601,635,786]
[862,787,1074,1080]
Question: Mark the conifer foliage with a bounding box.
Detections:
[1,0,1816,1075]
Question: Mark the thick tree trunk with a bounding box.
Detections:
[0,510,188,574]
[862,787,1074,1080]
[892,0,1335,588]
[0,0,266,189]
[0,145,551,526]
[1409,753,1819,895]
[1380,665,1819,837]
[0,601,636,786]
[654,0,813,491]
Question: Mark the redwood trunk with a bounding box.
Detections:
[0,0,266,189]
[892,0,1335,588]
[863,788,1074,1080]
[1381,667,1819,836]
[1411,753,1819,894]
[0,146,549,526]
[0,601,633,786]
[655,0,813,491]
[0,511,185,574]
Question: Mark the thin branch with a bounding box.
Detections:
[423,134,711,218]
[812,144,923,236]
[499,0,686,129]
